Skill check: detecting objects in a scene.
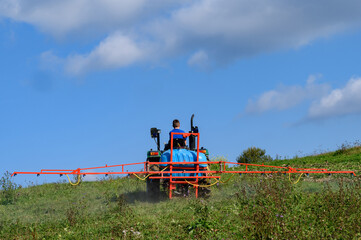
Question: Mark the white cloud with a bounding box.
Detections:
[246,76,361,121]
[246,75,330,113]
[65,33,145,75]
[0,0,177,37]
[160,0,361,64]
[308,77,361,119]
[187,50,210,70]
[2,0,361,74]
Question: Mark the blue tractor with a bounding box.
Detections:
[146,115,210,198]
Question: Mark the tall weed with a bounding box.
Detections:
[0,171,18,205]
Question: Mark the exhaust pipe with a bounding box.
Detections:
[189,114,198,151]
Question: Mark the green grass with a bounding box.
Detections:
[1,147,361,239]
[270,146,361,176]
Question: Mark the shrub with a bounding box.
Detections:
[0,171,18,205]
[237,147,272,163]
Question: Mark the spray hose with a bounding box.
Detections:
[65,174,82,186]
[218,173,237,183]
[132,166,168,181]
[289,172,304,184]
[185,178,220,188]
[185,166,237,187]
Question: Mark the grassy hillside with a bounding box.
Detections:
[1,147,361,239]
[271,146,361,173]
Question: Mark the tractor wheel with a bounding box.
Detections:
[198,178,211,198]
[146,178,160,200]
[198,187,211,198]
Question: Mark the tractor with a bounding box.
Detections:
[146,115,210,198]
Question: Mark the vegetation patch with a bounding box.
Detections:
[1,145,361,239]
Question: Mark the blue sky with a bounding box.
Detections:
[1,0,361,185]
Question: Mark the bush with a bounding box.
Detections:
[0,171,18,205]
[237,147,272,163]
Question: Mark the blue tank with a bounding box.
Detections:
[160,149,207,177]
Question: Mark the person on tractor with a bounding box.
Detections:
[169,119,187,148]
[169,119,189,196]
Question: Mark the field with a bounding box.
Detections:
[1,146,361,239]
